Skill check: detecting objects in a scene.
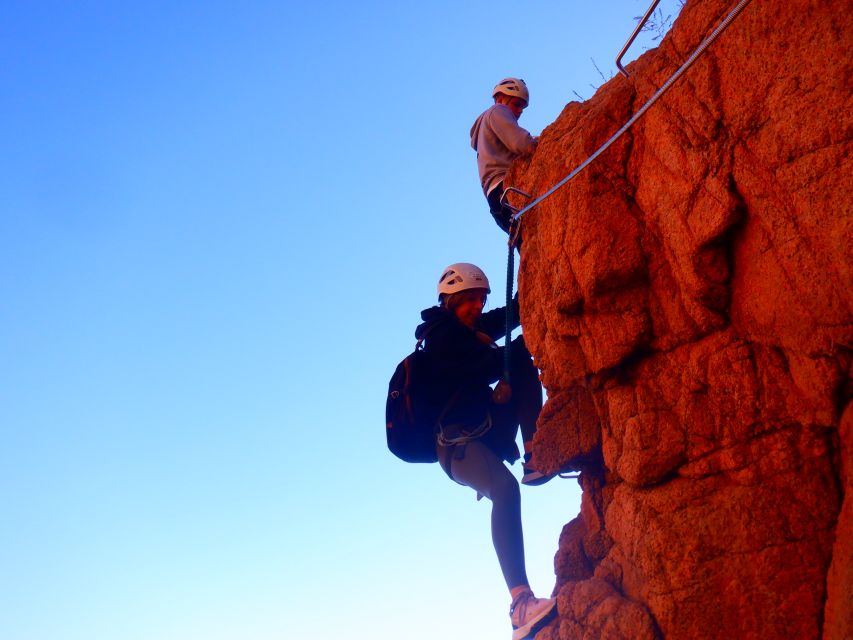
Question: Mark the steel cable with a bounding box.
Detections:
[510,0,754,224]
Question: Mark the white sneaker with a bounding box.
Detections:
[510,590,556,640]
[521,453,555,486]
[521,454,576,486]
[521,466,556,486]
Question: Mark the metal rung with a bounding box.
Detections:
[500,187,532,213]
[616,0,662,77]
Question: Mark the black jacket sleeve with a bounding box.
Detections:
[478,295,520,341]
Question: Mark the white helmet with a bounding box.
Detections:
[437,263,491,299]
[492,77,529,106]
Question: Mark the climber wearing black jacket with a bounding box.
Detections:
[416,291,534,464]
[414,262,556,640]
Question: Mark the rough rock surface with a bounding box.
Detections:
[505,0,852,637]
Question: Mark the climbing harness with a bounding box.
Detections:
[505,0,754,226]
[436,413,493,447]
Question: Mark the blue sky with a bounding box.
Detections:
[1,2,683,638]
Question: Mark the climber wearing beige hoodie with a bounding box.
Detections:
[470,78,538,234]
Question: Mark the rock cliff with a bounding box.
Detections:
[505,0,852,637]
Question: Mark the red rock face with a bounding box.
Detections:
[505,1,852,638]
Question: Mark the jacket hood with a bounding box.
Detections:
[470,112,485,151]
[415,305,452,340]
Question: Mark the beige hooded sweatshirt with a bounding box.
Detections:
[470,103,537,195]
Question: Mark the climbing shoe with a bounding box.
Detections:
[510,590,556,640]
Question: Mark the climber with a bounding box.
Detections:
[470,78,539,237]
[415,262,557,640]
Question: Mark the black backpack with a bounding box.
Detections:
[385,338,441,463]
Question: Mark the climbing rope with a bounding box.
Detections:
[499,188,531,382]
[504,231,515,381]
[508,0,754,225]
